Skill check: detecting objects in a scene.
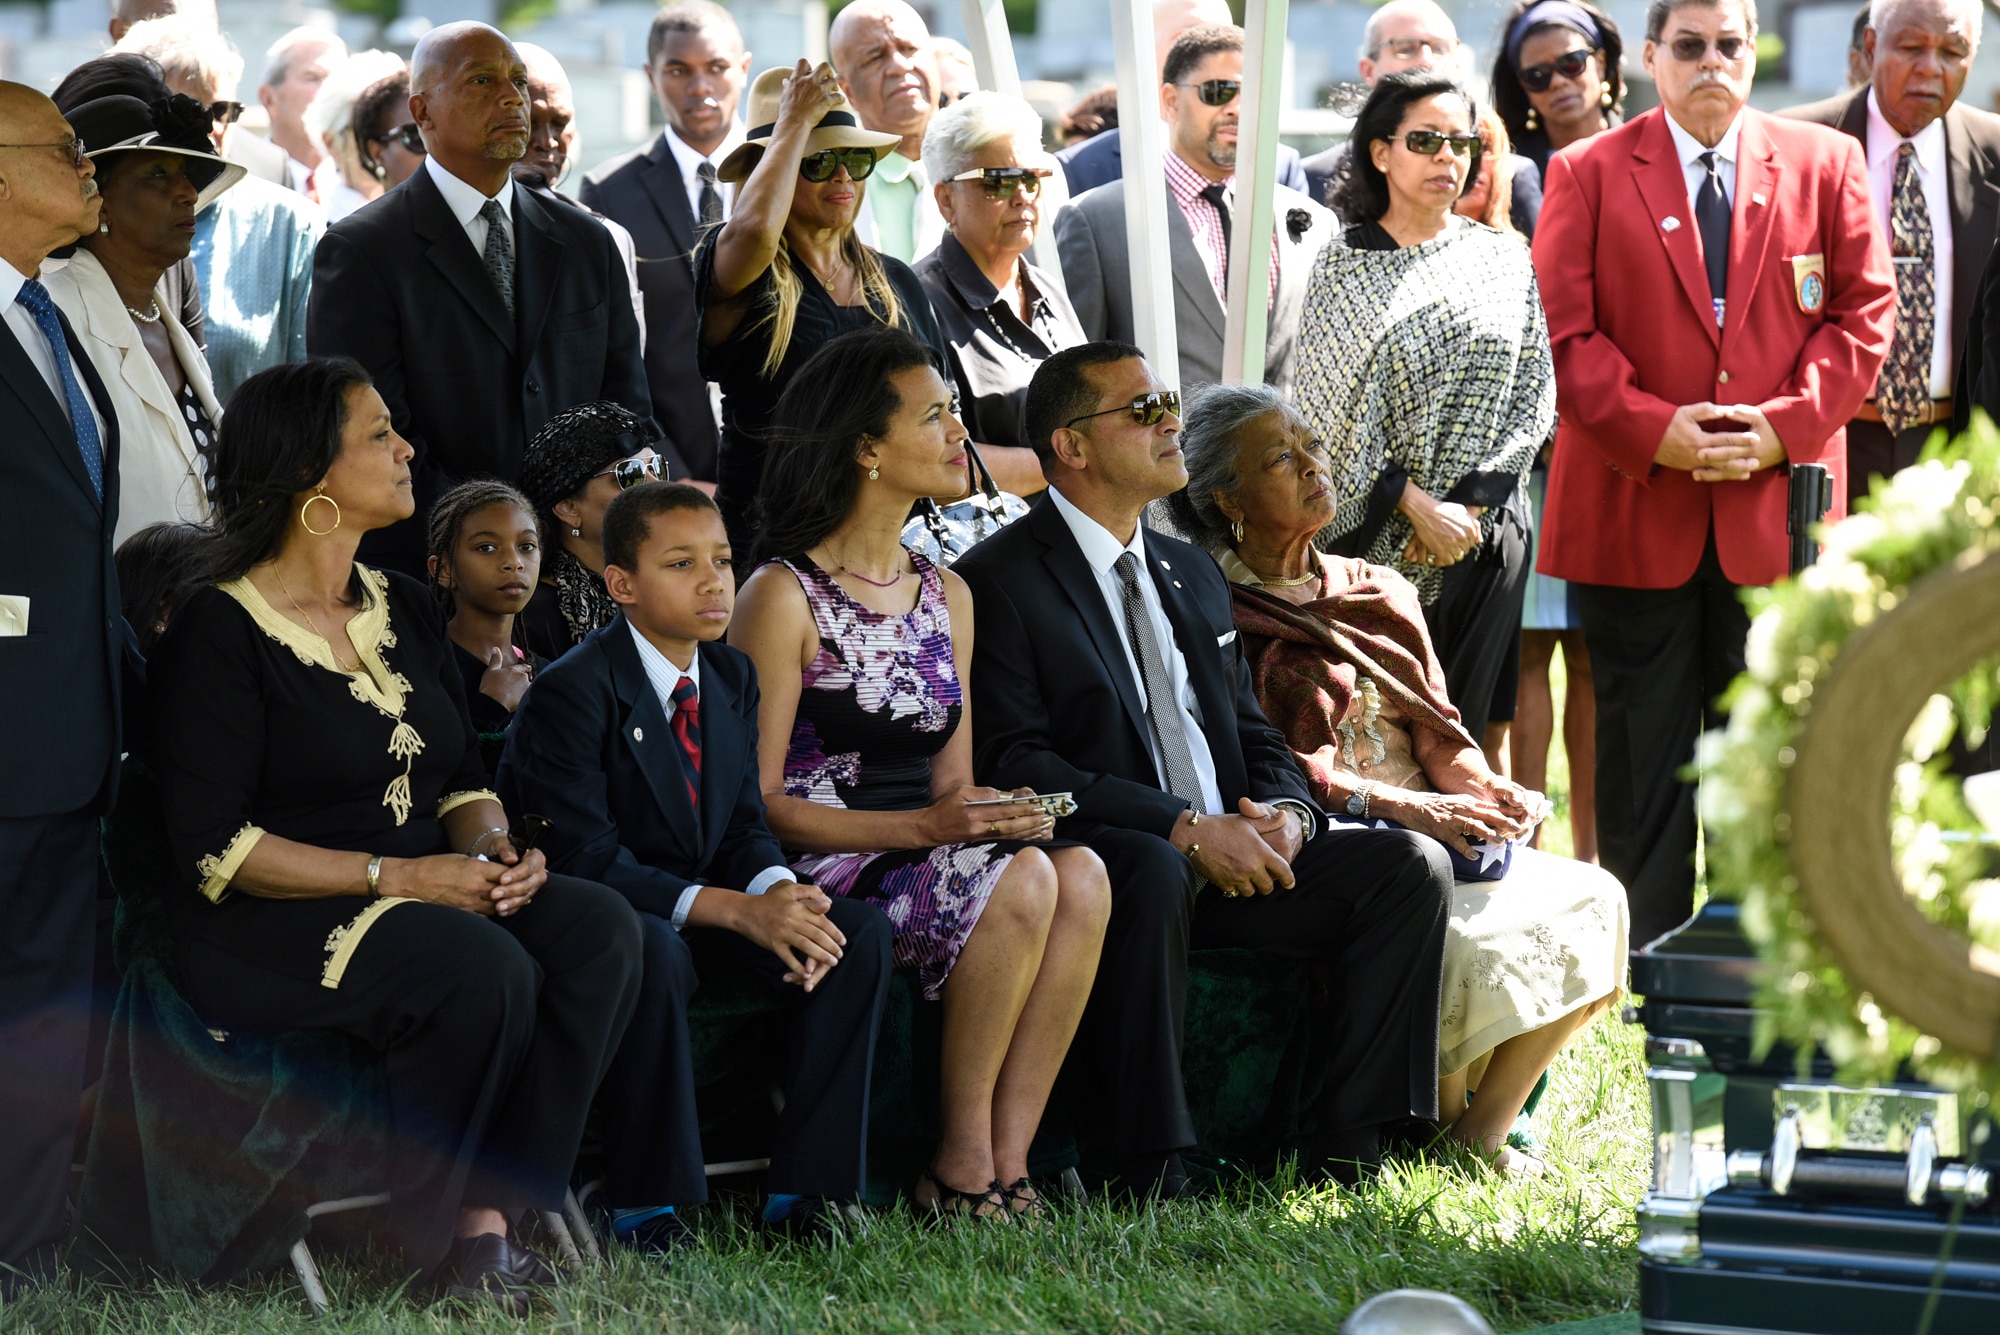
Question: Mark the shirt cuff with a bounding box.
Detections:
[1269,798,1318,843]
[745,865,794,898]
[670,884,703,930]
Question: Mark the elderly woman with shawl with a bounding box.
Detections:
[1174,382,1625,1176]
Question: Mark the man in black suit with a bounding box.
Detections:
[954,342,1451,1193]
[0,81,125,1295]
[307,21,651,575]
[498,484,889,1245]
[1785,0,2000,503]
[580,1,753,485]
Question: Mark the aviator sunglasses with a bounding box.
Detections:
[1399,130,1483,158]
[949,165,1051,199]
[1516,47,1594,93]
[1172,79,1242,107]
[593,454,668,489]
[1064,389,1182,430]
[799,147,880,182]
[1667,34,1750,61]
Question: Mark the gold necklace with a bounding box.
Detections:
[1245,558,1323,588]
[274,568,362,672]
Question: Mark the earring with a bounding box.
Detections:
[1231,519,1245,544]
[300,484,341,536]
[1525,106,1539,131]
[571,526,583,538]
[1601,81,1614,109]
[97,220,110,234]
[867,467,880,480]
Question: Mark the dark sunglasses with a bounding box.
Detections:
[374,122,426,155]
[1172,79,1241,107]
[207,100,245,125]
[1399,130,1483,158]
[1064,389,1182,430]
[1667,34,1750,62]
[593,453,668,490]
[949,165,1050,199]
[0,137,86,169]
[1516,47,1595,93]
[799,147,879,182]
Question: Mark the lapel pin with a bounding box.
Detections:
[1159,560,1172,569]
[1752,192,1767,206]
[1661,216,1681,232]
[633,726,644,742]
[1173,580,1183,588]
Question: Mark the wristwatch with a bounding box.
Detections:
[1346,781,1376,819]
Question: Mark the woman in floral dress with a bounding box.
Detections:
[730,327,1110,1220]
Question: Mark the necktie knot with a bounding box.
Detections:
[696,160,718,184]
[15,276,55,318]
[695,159,724,227]
[479,197,507,224]
[671,676,699,712]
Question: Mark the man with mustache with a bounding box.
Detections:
[306,21,651,578]
[1785,0,2000,506]
[1532,0,1894,949]
[1053,23,1334,394]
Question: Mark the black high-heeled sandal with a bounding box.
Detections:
[915,1166,1007,1221]
[999,1176,1051,1226]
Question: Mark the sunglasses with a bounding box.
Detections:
[1667,34,1751,62]
[1516,47,1595,93]
[799,147,879,182]
[207,100,245,125]
[949,165,1050,199]
[374,122,426,156]
[593,453,668,489]
[1172,79,1241,107]
[1064,389,1182,430]
[0,137,87,169]
[1399,130,1483,158]
[1372,37,1455,62]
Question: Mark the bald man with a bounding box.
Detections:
[828,0,946,261]
[306,22,651,576]
[0,81,126,1296]
[1053,0,1309,196]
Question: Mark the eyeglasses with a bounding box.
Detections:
[374,123,426,156]
[0,137,87,169]
[799,147,879,182]
[593,453,668,489]
[1399,130,1483,158]
[1667,34,1751,62]
[207,100,245,125]
[1516,48,1595,93]
[1171,79,1242,107]
[949,165,1050,199]
[1063,389,1182,430]
[1369,37,1456,62]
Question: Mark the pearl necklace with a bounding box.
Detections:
[125,300,162,324]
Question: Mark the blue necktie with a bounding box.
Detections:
[15,279,104,496]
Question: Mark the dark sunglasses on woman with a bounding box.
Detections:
[799,147,879,182]
[1172,79,1241,107]
[949,165,1050,199]
[1064,389,1182,429]
[207,100,245,125]
[1401,130,1483,158]
[1515,47,1594,93]
[592,453,669,490]
[374,122,426,156]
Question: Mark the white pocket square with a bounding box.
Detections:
[1216,630,1236,646]
[0,595,27,637]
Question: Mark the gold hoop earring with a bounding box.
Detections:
[1231,519,1245,544]
[300,486,341,536]
[867,467,880,480]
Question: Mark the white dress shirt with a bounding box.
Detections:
[662,122,745,224]
[1046,487,1225,817]
[627,621,794,928]
[1664,109,1743,218]
[1,259,108,446]
[425,156,515,258]
[1865,90,1955,397]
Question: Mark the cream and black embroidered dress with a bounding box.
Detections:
[151,566,496,987]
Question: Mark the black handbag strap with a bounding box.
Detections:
[962,440,1003,504]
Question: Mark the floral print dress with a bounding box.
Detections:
[778,553,1025,1000]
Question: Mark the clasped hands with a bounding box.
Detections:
[1169,797,1303,898]
[382,837,548,918]
[1654,402,1786,481]
[1398,480,1483,569]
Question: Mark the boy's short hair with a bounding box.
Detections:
[602,482,723,573]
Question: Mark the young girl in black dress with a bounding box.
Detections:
[427,480,543,733]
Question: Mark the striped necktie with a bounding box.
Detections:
[670,676,702,808]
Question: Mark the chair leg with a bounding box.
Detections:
[538,1209,586,1270]
[289,1238,331,1316]
[562,1187,604,1267]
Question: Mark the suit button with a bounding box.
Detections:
[526,379,541,395]
[1718,370,1730,384]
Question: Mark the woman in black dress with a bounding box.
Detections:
[699,59,947,556]
[147,359,641,1309]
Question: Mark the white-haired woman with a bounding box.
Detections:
[304,48,405,220]
[912,91,1082,495]
[699,60,950,556]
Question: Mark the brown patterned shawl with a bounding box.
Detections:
[1229,555,1476,807]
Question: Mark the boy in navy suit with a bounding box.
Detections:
[498,483,891,1246]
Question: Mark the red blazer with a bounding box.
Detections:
[1532,107,1894,589]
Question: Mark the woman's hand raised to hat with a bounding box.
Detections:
[776,58,846,140]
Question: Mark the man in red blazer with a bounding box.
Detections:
[1533,0,1894,947]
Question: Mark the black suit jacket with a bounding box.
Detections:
[496,617,785,921]
[0,305,125,817]
[953,495,1316,841]
[581,136,719,483]
[1784,87,2000,402]
[306,167,652,566]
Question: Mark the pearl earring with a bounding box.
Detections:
[1601,81,1614,109]
[97,220,110,234]
[1525,106,1539,131]
[571,526,582,537]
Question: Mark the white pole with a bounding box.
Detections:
[1108,0,1179,386]
[1222,0,1287,386]
[957,0,1066,284]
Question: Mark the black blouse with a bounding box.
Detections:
[912,233,1085,453]
[149,566,495,924]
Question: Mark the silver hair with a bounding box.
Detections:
[114,14,244,99]
[1643,0,1759,42]
[1360,0,1459,63]
[1868,0,1982,50]
[262,25,346,90]
[1177,381,1293,547]
[921,91,1048,184]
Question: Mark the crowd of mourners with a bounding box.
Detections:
[3,0,1984,1309]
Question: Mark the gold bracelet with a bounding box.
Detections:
[365,855,383,898]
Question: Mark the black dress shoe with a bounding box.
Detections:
[429,1232,554,1314]
[615,1209,696,1255]
[762,1196,858,1246]
[1114,1151,1193,1203]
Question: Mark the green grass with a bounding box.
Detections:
[3,650,1646,1333]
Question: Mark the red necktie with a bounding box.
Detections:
[670,676,701,807]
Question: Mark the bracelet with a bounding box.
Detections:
[365,855,383,898]
[466,827,509,859]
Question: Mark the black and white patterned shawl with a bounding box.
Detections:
[1293,220,1555,601]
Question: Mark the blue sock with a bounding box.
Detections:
[612,1205,675,1236]
[761,1193,805,1224]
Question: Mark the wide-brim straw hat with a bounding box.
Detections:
[716,66,903,185]
[67,94,247,213]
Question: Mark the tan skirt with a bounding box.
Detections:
[1438,846,1629,1074]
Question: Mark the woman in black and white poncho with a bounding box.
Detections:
[1295,71,1555,747]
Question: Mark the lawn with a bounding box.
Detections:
[3,651,1648,1333]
